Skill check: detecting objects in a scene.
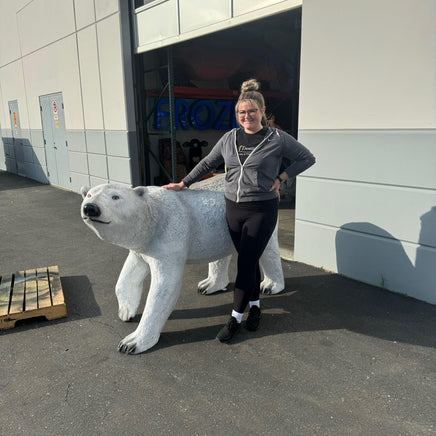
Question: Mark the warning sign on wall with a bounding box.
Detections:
[52,101,59,121]
[52,100,59,128]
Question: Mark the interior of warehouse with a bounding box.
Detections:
[134,7,302,193]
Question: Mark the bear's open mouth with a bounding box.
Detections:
[83,217,111,224]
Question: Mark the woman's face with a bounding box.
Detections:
[237,101,265,133]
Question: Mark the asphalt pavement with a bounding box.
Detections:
[0,171,435,435]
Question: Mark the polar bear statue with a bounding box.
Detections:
[80,176,284,354]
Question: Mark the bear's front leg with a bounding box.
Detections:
[118,258,185,354]
[116,250,150,321]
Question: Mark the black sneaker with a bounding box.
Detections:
[245,306,261,331]
[216,316,241,342]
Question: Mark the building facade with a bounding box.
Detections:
[0,0,435,303]
[0,0,138,191]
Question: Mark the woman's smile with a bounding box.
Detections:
[237,102,265,133]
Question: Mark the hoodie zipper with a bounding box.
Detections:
[234,130,275,203]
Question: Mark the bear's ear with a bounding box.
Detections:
[133,186,145,197]
[81,186,90,199]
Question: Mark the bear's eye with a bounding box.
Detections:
[112,195,120,200]
[87,193,91,198]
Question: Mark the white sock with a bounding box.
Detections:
[249,300,260,308]
[231,310,243,323]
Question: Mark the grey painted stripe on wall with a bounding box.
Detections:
[66,130,87,152]
[1,128,138,189]
[299,129,436,189]
[86,130,106,154]
[296,177,435,247]
[2,128,13,138]
[294,128,436,304]
[105,130,130,157]
[88,153,108,179]
[296,219,436,304]
[0,135,5,166]
[69,150,89,174]
[30,129,45,148]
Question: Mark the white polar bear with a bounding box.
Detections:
[80,176,284,354]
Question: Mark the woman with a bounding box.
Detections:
[164,79,315,342]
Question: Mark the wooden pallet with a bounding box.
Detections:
[0,266,67,330]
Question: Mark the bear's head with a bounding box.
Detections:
[81,184,150,250]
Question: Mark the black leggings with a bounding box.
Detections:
[225,198,279,313]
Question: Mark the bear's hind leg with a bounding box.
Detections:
[198,256,231,295]
[260,226,285,295]
[116,250,150,321]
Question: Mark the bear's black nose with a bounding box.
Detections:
[83,203,101,217]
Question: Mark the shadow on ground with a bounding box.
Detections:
[133,271,436,353]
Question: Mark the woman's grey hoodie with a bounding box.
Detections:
[182,127,315,203]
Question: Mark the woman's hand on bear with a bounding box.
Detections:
[162,181,186,191]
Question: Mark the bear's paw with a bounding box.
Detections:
[118,330,160,354]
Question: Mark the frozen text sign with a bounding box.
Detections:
[152,98,237,131]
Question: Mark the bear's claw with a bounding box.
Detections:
[261,285,285,295]
[118,342,136,354]
[198,285,228,295]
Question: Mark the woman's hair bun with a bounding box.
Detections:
[240,78,260,93]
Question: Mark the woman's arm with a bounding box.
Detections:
[181,134,228,187]
[280,132,315,179]
[163,131,231,190]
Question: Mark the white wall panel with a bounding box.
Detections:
[107,156,131,183]
[134,0,301,53]
[296,177,436,247]
[95,0,119,21]
[17,0,76,56]
[97,15,127,130]
[66,130,87,152]
[0,61,28,129]
[234,0,295,16]
[0,2,23,66]
[295,128,436,303]
[105,131,129,157]
[74,0,96,30]
[69,150,89,173]
[299,130,436,190]
[22,35,83,129]
[294,220,338,271]
[88,153,108,178]
[179,0,230,33]
[136,0,178,48]
[71,171,91,193]
[86,130,106,154]
[299,0,436,129]
[77,25,104,130]
[0,84,5,136]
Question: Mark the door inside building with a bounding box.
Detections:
[39,92,71,190]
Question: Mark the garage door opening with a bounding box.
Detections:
[136,7,301,258]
